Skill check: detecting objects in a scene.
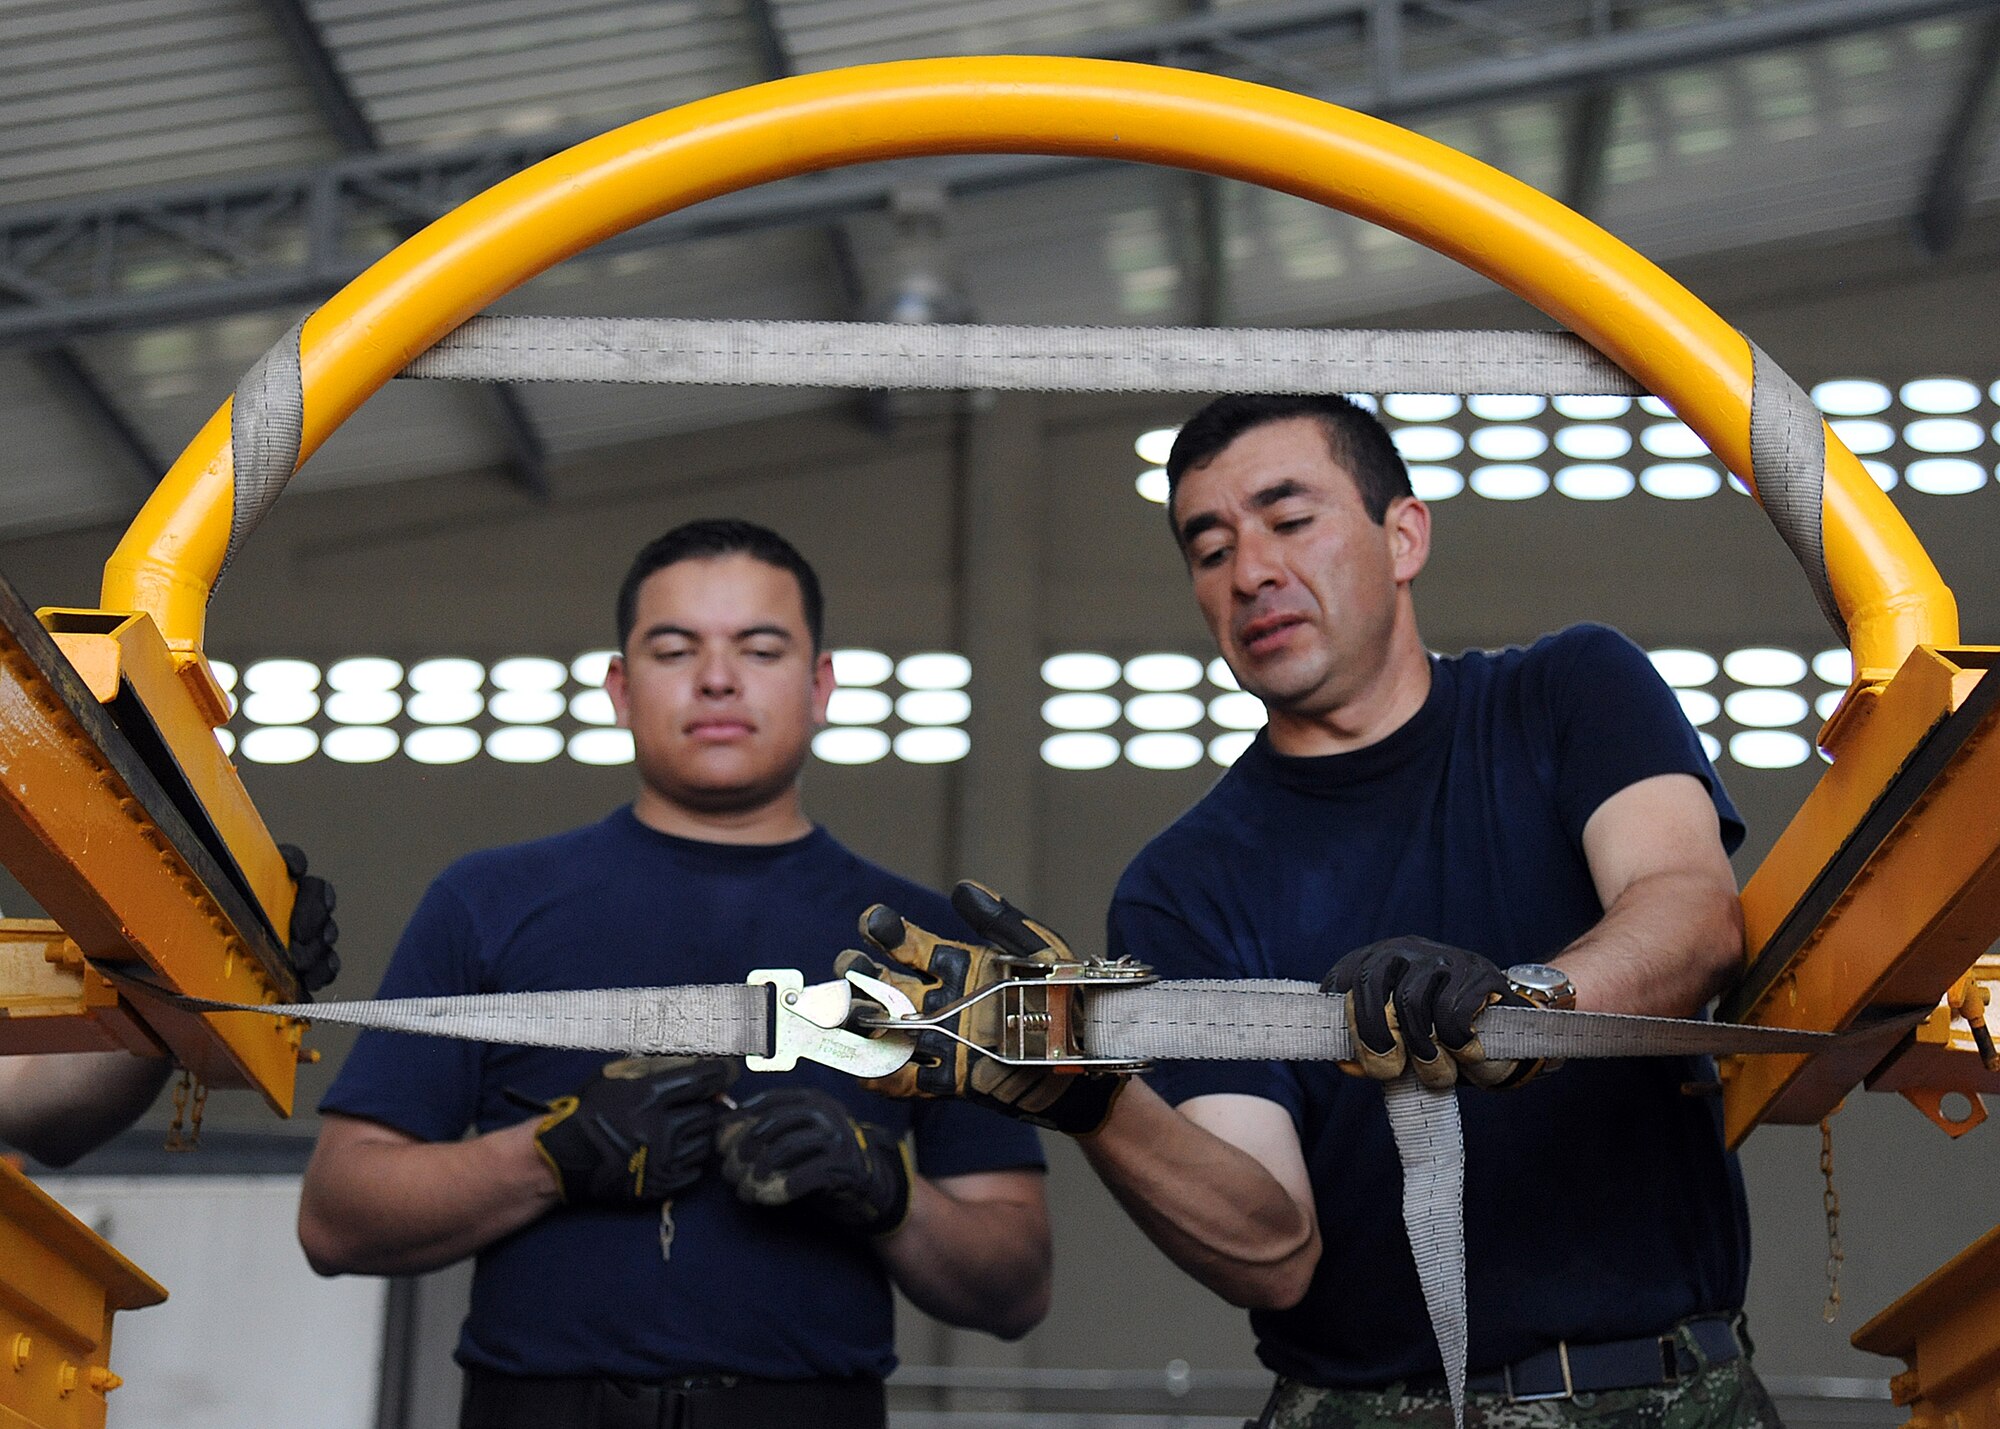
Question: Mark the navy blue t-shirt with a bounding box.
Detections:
[322,810,1044,1381]
[1110,624,1750,1388]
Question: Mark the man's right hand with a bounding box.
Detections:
[837,882,1125,1135]
[1323,936,1536,1091]
[532,1056,739,1206]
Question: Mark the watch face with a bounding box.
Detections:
[1509,963,1567,993]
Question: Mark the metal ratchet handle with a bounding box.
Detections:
[845,967,1157,1071]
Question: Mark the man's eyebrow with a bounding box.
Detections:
[1248,478,1311,510]
[1177,510,1222,548]
[640,623,699,642]
[734,624,793,642]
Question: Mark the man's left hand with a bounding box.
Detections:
[279,843,340,992]
[717,1088,912,1235]
[1323,936,1536,1090]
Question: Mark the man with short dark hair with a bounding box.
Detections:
[299,519,1049,1429]
[853,394,1776,1429]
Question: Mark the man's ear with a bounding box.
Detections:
[809,649,836,728]
[604,654,632,729]
[1387,495,1431,585]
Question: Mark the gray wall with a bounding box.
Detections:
[5,220,1999,1397]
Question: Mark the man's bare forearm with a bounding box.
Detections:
[1078,1082,1318,1310]
[1555,870,1744,1017]
[298,1117,560,1277]
[877,1170,1051,1338]
[0,1053,172,1167]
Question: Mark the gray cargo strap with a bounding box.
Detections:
[123,971,1912,1429]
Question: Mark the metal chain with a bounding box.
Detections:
[1818,1114,1844,1322]
[163,1069,191,1151]
[187,1078,208,1150]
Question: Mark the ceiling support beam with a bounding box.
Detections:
[1913,15,2000,258]
[1560,2,1619,219]
[1,0,1992,349]
[30,349,164,499]
[261,0,552,499]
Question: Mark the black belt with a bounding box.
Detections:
[1405,1315,1745,1402]
[460,1367,885,1429]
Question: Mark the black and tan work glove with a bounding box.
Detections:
[717,1088,913,1235]
[533,1056,739,1206]
[1322,936,1540,1091]
[278,843,340,993]
[837,881,1125,1135]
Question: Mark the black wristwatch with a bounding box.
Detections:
[1504,962,1577,1011]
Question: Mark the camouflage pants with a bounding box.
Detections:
[1257,1358,1783,1429]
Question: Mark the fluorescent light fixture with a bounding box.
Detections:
[1207,658,1239,691]
[1125,732,1203,769]
[408,690,484,725]
[895,728,970,763]
[1042,652,1120,691]
[897,690,971,726]
[491,657,566,692]
[327,657,401,693]
[1125,653,1203,691]
[244,659,319,694]
[1649,649,1718,687]
[897,653,970,690]
[323,727,398,764]
[1905,459,1986,495]
[1380,394,1459,422]
[1810,379,1889,416]
[1675,690,1720,726]
[241,727,317,764]
[409,658,483,693]
[1729,730,1811,769]
[1901,378,1979,414]
[1903,419,1982,454]
[325,690,400,725]
[488,726,564,763]
[1042,693,1120,730]
[1638,396,1673,416]
[1125,693,1203,731]
[827,689,893,725]
[1467,394,1546,421]
[242,690,318,726]
[1640,423,1708,458]
[1469,426,1548,461]
[1468,465,1547,501]
[830,649,893,688]
[1554,425,1633,460]
[569,689,616,726]
[1828,419,1893,455]
[1816,690,1844,721]
[1135,467,1170,504]
[1209,731,1255,765]
[812,728,890,765]
[215,728,236,757]
[1555,465,1634,501]
[209,660,239,693]
[1041,732,1119,770]
[1864,460,1898,490]
[569,729,636,766]
[406,727,480,765]
[1723,647,1807,686]
[1725,689,1809,727]
[1408,466,1463,500]
[1639,464,1720,500]
[1135,426,1179,465]
[570,651,614,687]
[1812,649,1854,686]
[1390,426,1464,462]
[1552,395,1632,420]
[1209,691,1269,730]
[488,690,565,725]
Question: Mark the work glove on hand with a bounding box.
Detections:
[278,843,340,993]
[836,881,1125,1135]
[533,1056,739,1206]
[1322,936,1539,1091]
[717,1087,912,1235]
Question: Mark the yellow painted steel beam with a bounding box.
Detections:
[1721,649,2000,1144]
[0,922,163,1058]
[0,1159,163,1429]
[0,574,303,1111]
[1853,1223,2000,1429]
[99,57,1953,689]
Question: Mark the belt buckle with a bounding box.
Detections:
[1504,1342,1575,1403]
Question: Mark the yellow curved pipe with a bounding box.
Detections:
[105,56,1956,674]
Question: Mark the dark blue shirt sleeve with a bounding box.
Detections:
[1544,624,1745,855]
[319,878,486,1142]
[1108,882,1306,1126]
[909,1098,1045,1179]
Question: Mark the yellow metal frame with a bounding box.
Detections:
[99,56,1953,686]
[1853,1223,2000,1429]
